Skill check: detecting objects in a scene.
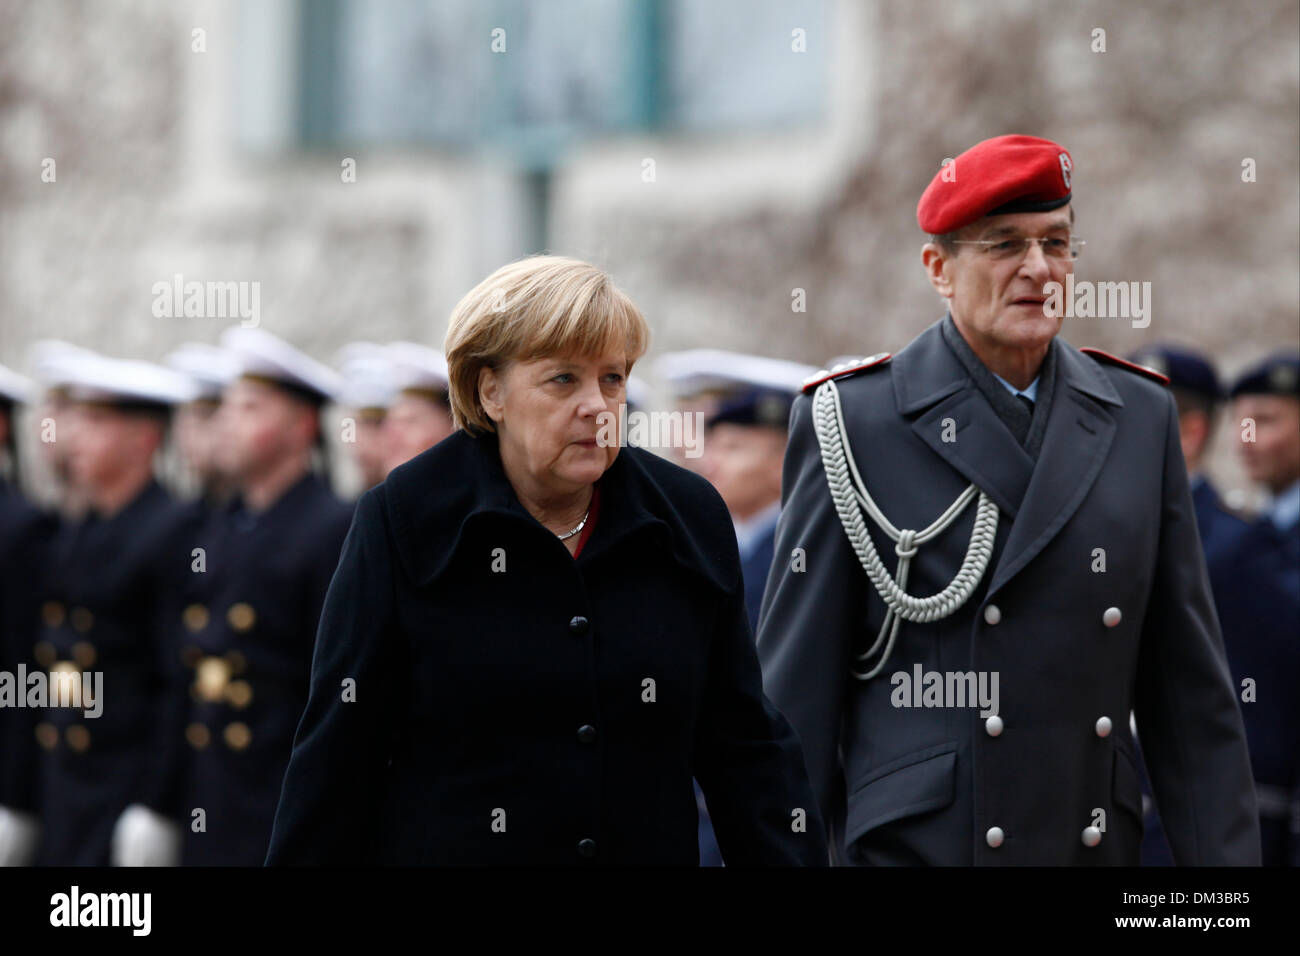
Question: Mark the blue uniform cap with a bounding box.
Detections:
[1229,351,1300,398]
[1127,344,1222,400]
[705,388,795,431]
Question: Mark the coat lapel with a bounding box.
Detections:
[983,340,1122,597]
[892,319,1034,519]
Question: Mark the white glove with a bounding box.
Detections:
[110,804,181,867]
[0,806,41,866]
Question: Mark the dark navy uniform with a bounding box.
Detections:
[1211,510,1300,865]
[178,473,352,865]
[1216,352,1300,865]
[1126,343,1249,865]
[32,480,194,865]
[0,479,55,828]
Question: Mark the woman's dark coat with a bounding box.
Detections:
[265,429,825,865]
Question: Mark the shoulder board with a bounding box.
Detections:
[1079,347,1170,385]
[801,352,892,394]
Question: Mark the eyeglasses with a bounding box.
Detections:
[948,236,1085,261]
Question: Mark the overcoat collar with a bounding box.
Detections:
[382,429,736,594]
[889,316,1123,598]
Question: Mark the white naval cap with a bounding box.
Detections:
[0,362,37,405]
[654,349,817,398]
[26,339,100,391]
[334,341,398,412]
[220,326,343,405]
[164,342,241,401]
[387,341,450,397]
[56,352,199,408]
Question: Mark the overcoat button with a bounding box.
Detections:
[577,724,597,744]
[65,725,91,752]
[227,602,257,632]
[41,601,65,628]
[986,826,1004,848]
[183,603,210,632]
[1103,607,1122,628]
[984,715,1004,737]
[70,607,94,634]
[72,641,96,669]
[1094,716,1112,738]
[568,616,589,635]
[983,604,1001,625]
[1082,826,1102,847]
[224,722,252,751]
[35,723,58,750]
[577,838,597,859]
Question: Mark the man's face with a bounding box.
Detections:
[1176,408,1211,473]
[215,378,316,482]
[62,403,161,492]
[174,400,226,483]
[701,423,787,521]
[1234,394,1300,492]
[925,206,1073,355]
[383,394,453,472]
[353,416,389,486]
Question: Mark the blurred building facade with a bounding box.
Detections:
[1,0,1296,499]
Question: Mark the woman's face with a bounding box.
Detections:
[480,347,628,498]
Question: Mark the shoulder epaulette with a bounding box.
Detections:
[801,353,892,394]
[1079,347,1170,385]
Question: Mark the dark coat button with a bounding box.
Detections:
[577,724,597,744]
[568,616,589,635]
[577,838,597,859]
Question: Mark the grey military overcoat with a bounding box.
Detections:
[757,317,1260,866]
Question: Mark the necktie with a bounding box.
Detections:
[1017,394,1034,417]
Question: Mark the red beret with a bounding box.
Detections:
[917,134,1073,235]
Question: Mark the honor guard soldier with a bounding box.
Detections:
[1126,343,1247,865]
[334,342,397,490]
[758,134,1260,865]
[165,342,241,514]
[26,353,197,866]
[381,341,454,473]
[176,327,353,865]
[0,363,55,866]
[1218,352,1300,865]
[695,382,800,867]
[702,387,799,629]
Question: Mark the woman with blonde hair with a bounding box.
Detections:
[266,256,824,865]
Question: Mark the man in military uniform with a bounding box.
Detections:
[165,342,240,515]
[382,341,454,473]
[334,342,397,491]
[25,353,197,866]
[0,363,54,866]
[1217,352,1300,865]
[1125,343,1248,865]
[176,327,353,865]
[757,134,1259,865]
[701,387,798,629]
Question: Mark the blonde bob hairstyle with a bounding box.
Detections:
[443,256,651,435]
